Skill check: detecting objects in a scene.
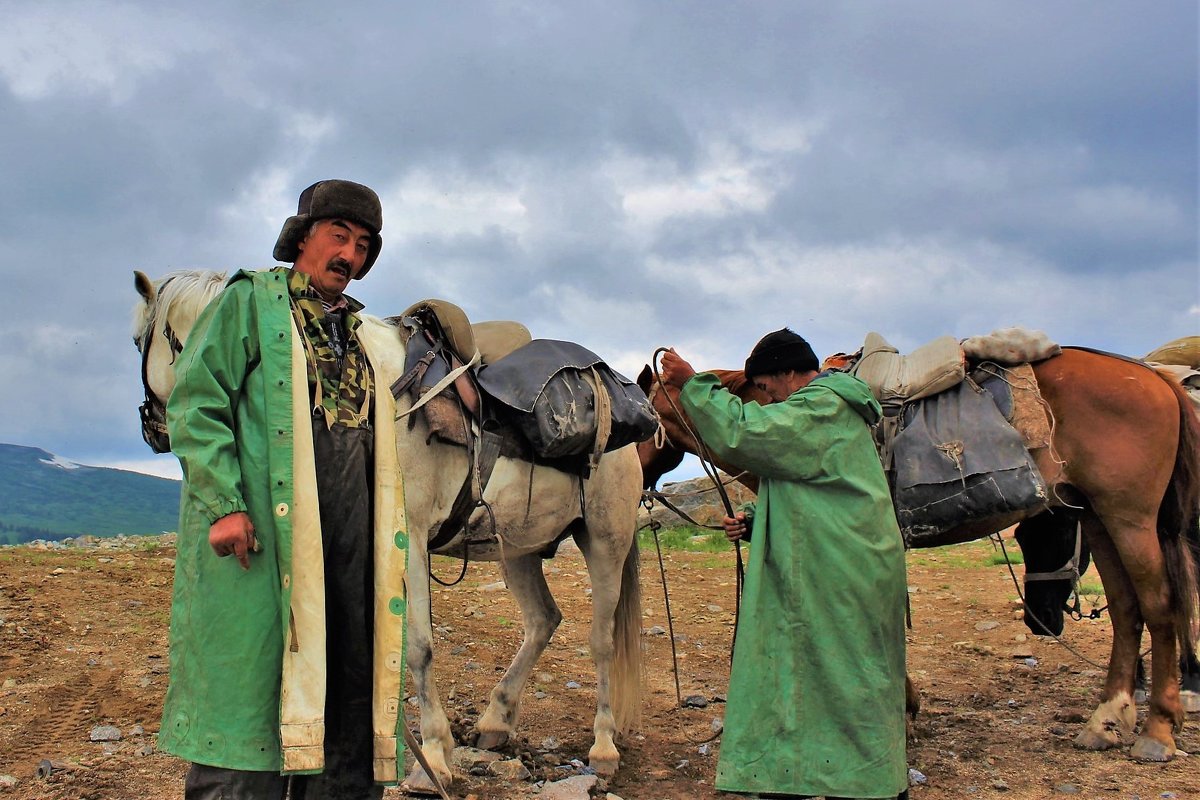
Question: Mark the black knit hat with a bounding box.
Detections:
[744,328,819,379]
[273,180,384,276]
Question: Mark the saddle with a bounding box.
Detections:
[841,328,1059,547]
[390,299,657,551]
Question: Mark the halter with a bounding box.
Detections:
[137,277,183,453]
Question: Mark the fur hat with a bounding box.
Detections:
[744,328,819,379]
[273,180,384,275]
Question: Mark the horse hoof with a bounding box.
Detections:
[1074,728,1119,751]
[475,730,509,751]
[589,754,619,776]
[401,765,448,797]
[1181,691,1200,714]
[1130,736,1175,762]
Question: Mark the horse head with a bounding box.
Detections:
[1013,511,1089,637]
[635,365,683,490]
[636,360,766,493]
[131,269,227,449]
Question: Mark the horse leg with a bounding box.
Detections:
[475,553,563,751]
[1073,515,1141,752]
[574,527,640,777]
[401,541,456,792]
[1078,512,1183,760]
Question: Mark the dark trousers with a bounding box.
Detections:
[185,420,379,800]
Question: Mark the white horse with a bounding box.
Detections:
[132,269,644,790]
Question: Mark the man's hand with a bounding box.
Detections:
[659,348,696,389]
[209,512,258,571]
[723,511,749,543]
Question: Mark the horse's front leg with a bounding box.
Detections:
[402,539,456,791]
[476,552,562,750]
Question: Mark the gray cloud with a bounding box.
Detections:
[0,0,1194,478]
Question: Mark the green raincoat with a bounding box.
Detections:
[681,371,907,798]
[160,268,409,782]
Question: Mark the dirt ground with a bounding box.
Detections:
[1,533,1197,800]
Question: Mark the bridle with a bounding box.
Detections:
[137,278,183,454]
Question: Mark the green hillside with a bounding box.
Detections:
[0,444,180,544]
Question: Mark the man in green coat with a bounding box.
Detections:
[163,180,409,799]
[661,329,908,799]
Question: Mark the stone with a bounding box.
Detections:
[480,581,507,592]
[683,694,708,708]
[0,775,17,789]
[538,774,597,799]
[908,768,928,786]
[452,747,503,771]
[646,626,666,636]
[1054,784,1080,794]
[90,725,122,742]
[565,681,581,689]
[975,621,1001,632]
[487,758,531,781]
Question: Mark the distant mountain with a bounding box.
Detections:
[0,443,180,544]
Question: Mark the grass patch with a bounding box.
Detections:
[908,538,1024,570]
[638,525,728,552]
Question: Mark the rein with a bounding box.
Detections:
[993,529,1119,671]
[650,347,746,669]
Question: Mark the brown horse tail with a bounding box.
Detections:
[610,538,644,735]
[1157,377,1200,654]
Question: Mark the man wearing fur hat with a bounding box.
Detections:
[661,330,908,800]
[161,180,408,799]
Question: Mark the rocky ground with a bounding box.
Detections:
[1,525,1198,800]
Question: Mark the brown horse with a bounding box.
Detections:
[637,348,1200,761]
[635,367,766,492]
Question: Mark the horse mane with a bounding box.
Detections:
[131,269,228,344]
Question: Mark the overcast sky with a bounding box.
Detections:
[1,1,1196,481]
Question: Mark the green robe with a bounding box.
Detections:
[160,269,409,782]
[681,371,907,798]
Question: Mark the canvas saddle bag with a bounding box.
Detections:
[844,329,1060,547]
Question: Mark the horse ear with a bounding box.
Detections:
[134,270,156,303]
[636,365,652,393]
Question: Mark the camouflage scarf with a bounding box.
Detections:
[285,268,374,429]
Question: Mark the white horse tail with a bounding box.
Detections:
[610,538,643,735]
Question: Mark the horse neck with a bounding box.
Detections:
[143,270,226,403]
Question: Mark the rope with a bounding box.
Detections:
[992,531,1140,671]
[641,496,683,707]
[650,347,745,663]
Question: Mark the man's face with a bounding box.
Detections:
[293,218,372,301]
[752,371,800,404]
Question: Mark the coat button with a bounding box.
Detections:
[282,574,291,588]
[386,652,402,672]
[275,503,289,517]
[385,697,399,717]
[389,597,405,616]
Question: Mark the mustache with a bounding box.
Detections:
[326,258,353,276]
